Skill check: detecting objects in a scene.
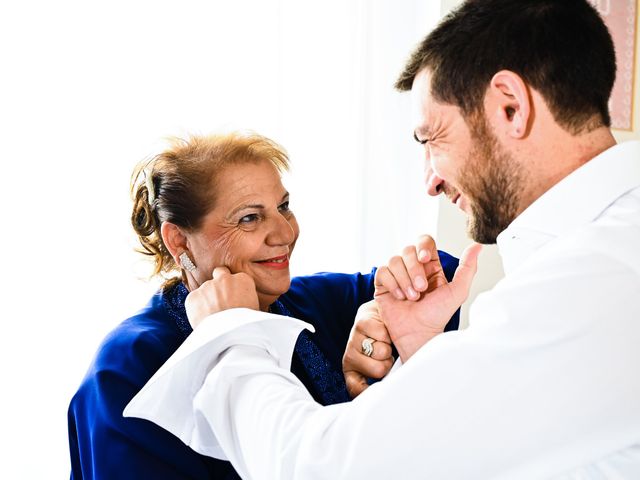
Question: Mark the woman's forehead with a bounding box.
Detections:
[214,161,286,206]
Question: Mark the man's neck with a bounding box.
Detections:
[518,124,617,218]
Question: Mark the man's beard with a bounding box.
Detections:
[458,114,524,244]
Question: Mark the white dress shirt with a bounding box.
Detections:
[125,141,640,479]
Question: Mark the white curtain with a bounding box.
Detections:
[276,0,442,275]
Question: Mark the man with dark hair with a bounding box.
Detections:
[125,1,640,478]
[396,0,616,131]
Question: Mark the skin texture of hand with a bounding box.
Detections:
[342,300,394,398]
[376,238,482,362]
[374,234,448,301]
[185,266,260,329]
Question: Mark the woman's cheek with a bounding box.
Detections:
[217,229,251,273]
[198,228,238,270]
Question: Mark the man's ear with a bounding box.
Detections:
[160,221,189,264]
[487,70,531,139]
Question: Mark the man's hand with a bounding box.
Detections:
[376,237,482,362]
[342,300,394,398]
[185,266,259,329]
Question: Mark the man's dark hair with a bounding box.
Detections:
[395,0,616,133]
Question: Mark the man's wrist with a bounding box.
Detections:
[394,329,442,362]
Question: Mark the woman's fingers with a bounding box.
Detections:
[185,267,259,329]
[346,334,393,362]
[344,370,369,398]
[343,301,395,398]
[212,266,231,278]
[344,355,394,398]
[345,353,394,379]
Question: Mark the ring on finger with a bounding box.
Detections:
[361,337,376,357]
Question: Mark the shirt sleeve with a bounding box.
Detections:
[125,249,640,479]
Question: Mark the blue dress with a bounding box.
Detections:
[68,253,459,479]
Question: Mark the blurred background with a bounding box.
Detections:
[0,0,637,477]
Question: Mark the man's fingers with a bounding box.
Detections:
[401,245,428,294]
[388,255,419,300]
[374,266,404,300]
[415,234,436,263]
[451,243,483,303]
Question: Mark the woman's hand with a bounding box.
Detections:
[342,300,394,398]
[185,266,259,329]
[343,235,452,398]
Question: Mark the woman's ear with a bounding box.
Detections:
[160,221,189,264]
[487,70,531,139]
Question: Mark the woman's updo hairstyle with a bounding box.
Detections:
[130,131,290,282]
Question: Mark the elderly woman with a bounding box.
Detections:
[67,132,459,479]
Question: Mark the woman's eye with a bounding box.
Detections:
[239,213,259,224]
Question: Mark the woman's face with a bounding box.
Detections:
[186,159,299,310]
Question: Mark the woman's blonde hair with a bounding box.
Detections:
[130,131,290,283]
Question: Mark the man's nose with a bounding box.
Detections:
[424,165,444,196]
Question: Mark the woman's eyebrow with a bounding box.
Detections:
[229,203,265,217]
[229,193,289,217]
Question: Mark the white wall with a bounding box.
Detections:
[275,0,443,275]
[0,1,443,478]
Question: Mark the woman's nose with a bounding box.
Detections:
[266,213,295,246]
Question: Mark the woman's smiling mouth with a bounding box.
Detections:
[255,254,289,269]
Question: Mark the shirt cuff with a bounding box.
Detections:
[123,308,314,457]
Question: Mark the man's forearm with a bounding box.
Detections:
[194,344,330,479]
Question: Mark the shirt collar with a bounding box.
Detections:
[496,141,640,275]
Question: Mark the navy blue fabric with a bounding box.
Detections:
[276,250,459,403]
[68,251,459,479]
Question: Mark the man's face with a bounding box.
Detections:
[411,69,524,244]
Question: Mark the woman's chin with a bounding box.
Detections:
[256,279,291,308]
